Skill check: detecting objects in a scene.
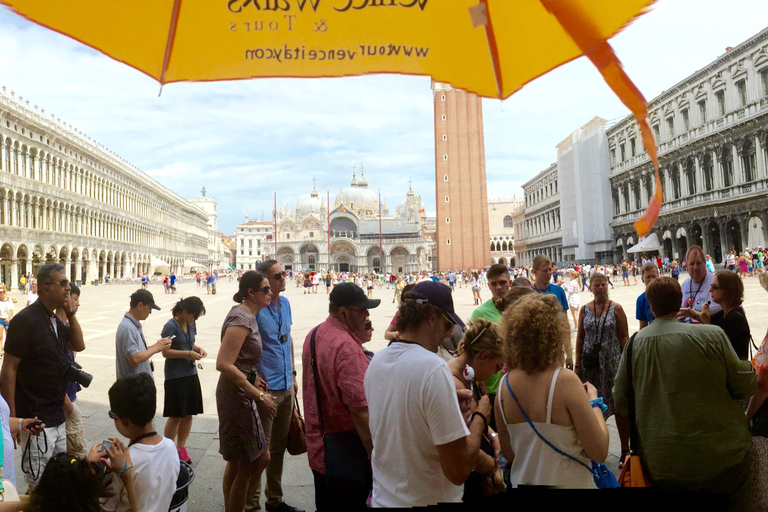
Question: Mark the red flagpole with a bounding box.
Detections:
[378,189,383,255]
[327,187,331,267]
[273,189,277,254]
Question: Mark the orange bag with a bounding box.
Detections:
[618,453,650,487]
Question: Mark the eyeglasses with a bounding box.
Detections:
[108,410,116,419]
[710,283,722,290]
[364,320,373,330]
[255,286,271,294]
[46,278,69,287]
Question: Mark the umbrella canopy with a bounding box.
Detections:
[183,259,205,270]
[1,0,648,98]
[627,232,662,254]
[0,0,662,234]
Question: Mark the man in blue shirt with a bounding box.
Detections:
[169,272,177,294]
[531,254,572,369]
[248,260,303,512]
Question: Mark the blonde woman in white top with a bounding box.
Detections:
[566,270,581,330]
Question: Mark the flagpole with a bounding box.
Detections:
[273,189,277,255]
[378,189,383,255]
[327,187,331,270]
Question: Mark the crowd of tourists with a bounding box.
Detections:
[2,244,768,511]
[282,246,763,511]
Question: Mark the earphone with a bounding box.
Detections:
[462,364,475,381]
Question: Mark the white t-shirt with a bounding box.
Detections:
[680,272,722,323]
[101,437,180,512]
[365,343,470,508]
[27,292,38,306]
[0,299,13,320]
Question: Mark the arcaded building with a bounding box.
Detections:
[609,27,768,264]
[433,82,491,271]
[0,87,208,288]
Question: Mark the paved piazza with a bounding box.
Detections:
[5,273,768,510]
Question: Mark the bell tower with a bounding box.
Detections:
[433,82,491,271]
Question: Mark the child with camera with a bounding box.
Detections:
[99,373,180,512]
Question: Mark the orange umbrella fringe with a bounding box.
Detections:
[541,0,661,237]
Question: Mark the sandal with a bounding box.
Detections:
[618,450,630,470]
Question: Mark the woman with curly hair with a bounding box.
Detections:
[447,319,506,500]
[495,293,609,488]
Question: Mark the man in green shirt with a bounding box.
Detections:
[470,263,509,403]
[613,276,755,509]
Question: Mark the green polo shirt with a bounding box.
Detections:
[470,300,503,394]
[612,318,755,483]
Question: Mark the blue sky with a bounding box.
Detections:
[1,1,767,234]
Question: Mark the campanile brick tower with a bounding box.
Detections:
[433,82,491,271]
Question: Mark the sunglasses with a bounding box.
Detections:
[442,312,457,328]
[108,410,116,419]
[710,283,721,290]
[364,320,373,330]
[46,278,69,287]
[255,286,271,294]
[273,272,285,280]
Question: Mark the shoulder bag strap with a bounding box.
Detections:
[504,375,594,474]
[626,332,640,454]
[309,327,325,438]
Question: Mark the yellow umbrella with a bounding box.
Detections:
[1,0,661,234]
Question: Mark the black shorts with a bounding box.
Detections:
[164,374,204,418]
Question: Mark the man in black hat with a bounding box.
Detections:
[364,281,490,507]
[115,289,172,380]
[302,283,379,512]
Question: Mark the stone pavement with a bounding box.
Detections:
[3,271,768,510]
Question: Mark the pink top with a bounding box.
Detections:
[302,315,369,474]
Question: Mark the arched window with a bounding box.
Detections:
[502,241,508,251]
[503,215,513,228]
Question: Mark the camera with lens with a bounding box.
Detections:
[63,361,93,388]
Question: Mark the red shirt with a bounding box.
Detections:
[302,315,369,474]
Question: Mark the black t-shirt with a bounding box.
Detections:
[710,307,751,360]
[5,301,69,426]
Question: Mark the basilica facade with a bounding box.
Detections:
[0,87,208,288]
[273,172,435,274]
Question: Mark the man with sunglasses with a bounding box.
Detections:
[0,263,85,487]
[247,260,303,512]
[302,282,379,512]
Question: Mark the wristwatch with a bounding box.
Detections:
[257,391,265,402]
[489,432,499,440]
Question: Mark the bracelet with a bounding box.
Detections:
[469,411,488,430]
[117,462,133,476]
[590,397,608,412]
[18,418,23,432]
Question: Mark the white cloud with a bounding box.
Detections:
[1,1,767,234]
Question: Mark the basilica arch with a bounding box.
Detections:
[330,241,356,273]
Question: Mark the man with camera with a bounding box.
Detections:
[116,290,172,380]
[0,263,85,487]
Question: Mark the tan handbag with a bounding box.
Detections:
[286,393,307,456]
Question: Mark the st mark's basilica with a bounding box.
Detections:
[273,170,436,274]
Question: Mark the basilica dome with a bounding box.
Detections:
[335,172,378,210]
[299,188,324,214]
